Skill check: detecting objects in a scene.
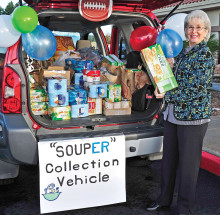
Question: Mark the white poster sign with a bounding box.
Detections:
[38,135,126,214]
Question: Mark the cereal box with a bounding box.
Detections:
[106,83,121,102]
[141,44,178,93]
[109,54,124,66]
[103,56,118,66]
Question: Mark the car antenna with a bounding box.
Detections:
[160,0,185,25]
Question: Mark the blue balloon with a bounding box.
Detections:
[22,25,57,61]
[156,29,183,58]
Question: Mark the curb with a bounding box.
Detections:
[200,151,220,176]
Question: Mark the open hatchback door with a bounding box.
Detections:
[24,0,181,11]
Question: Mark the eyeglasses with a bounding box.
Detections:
[187,26,206,32]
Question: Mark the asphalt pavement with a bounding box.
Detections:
[212,83,220,91]
[0,158,220,215]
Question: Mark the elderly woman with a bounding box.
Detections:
[147,10,215,215]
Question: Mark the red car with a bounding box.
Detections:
[0,0,179,184]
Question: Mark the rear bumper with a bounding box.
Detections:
[0,112,164,164]
[0,113,38,164]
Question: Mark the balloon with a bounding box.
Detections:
[164,13,187,41]
[22,25,57,61]
[12,6,38,33]
[130,26,158,51]
[0,15,21,48]
[156,29,183,58]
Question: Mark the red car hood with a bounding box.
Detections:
[24,0,180,11]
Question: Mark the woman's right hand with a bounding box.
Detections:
[154,87,165,99]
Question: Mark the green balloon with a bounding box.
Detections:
[12,6,38,33]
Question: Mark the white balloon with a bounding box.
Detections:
[165,13,187,41]
[0,15,21,48]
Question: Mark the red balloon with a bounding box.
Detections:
[130,26,158,51]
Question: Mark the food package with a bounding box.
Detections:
[103,56,118,66]
[48,106,71,120]
[88,83,107,98]
[54,36,76,56]
[31,102,48,115]
[106,83,121,102]
[84,69,100,82]
[74,73,84,86]
[141,44,178,93]
[52,50,81,67]
[47,78,67,94]
[121,68,135,100]
[30,88,47,103]
[71,104,89,118]
[29,68,44,86]
[48,92,69,107]
[68,87,87,105]
[29,75,36,89]
[109,54,124,66]
[88,97,102,115]
[66,59,93,71]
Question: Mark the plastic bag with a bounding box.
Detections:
[53,50,80,67]
[78,47,102,68]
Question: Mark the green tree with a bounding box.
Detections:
[0,1,19,15]
[0,6,4,15]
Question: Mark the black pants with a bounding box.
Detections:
[157,120,208,213]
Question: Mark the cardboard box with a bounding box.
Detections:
[29,68,44,86]
[43,66,74,86]
[103,107,131,116]
[141,44,178,93]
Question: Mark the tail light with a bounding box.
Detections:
[1,67,21,113]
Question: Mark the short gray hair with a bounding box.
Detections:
[184,10,211,42]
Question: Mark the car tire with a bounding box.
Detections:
[0,178,16,185]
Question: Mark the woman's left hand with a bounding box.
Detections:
[154,87,165,99]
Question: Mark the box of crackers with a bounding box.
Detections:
[141,44,178,93]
